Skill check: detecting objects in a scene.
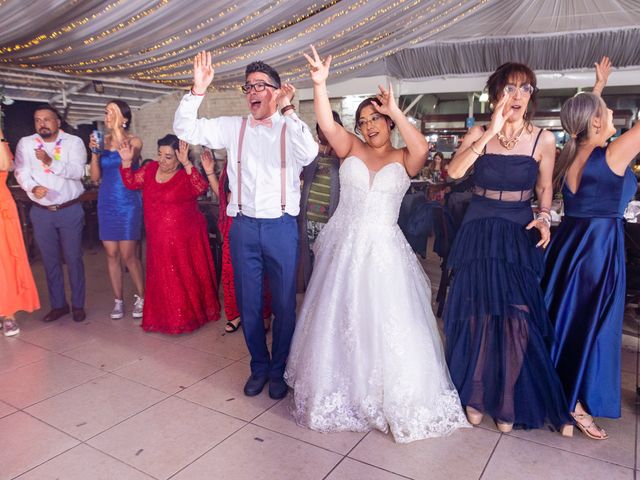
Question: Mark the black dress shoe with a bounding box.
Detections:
[42,306,70,323]
[243,374,268,397]
[268,378,288,400]
[72,307,86,322]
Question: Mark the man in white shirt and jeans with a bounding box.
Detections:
[14,104,88,323]
[174,52,317,399]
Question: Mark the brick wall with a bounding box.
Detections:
[132,88,252,161]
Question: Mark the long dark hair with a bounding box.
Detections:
[552,92,607,191]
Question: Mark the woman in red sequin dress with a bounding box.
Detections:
[120,135,220,334]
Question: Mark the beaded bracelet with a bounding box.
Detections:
[536,214,551,227]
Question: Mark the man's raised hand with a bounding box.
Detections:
[193,51,214,95]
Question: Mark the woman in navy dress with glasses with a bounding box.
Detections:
[444,62,571,434]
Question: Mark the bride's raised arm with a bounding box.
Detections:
[371,84,428,176]
[303,46,357,160]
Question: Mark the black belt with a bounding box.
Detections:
[33,197,82,212]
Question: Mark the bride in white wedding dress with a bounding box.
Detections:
[284,47,469,443]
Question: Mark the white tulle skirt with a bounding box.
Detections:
[285,213,470,443]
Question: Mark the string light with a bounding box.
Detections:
[0,0,123,56]
[0,0,485,90]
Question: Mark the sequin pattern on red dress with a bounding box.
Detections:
[121,162,220,334]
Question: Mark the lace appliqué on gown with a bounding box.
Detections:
[285,157,469,443]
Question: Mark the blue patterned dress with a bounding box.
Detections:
[97,150,142,241]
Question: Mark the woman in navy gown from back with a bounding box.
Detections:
[542,58,640,439]
[444,62,571,434]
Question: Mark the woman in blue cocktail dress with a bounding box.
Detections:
[542,58,640,439]
[444,62,571,434]
[89,100,144,320]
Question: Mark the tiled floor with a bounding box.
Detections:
[2,246,639,480]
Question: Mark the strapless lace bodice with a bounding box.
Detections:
[335,156,410,226]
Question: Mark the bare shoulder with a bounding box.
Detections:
[127,134,143,148]
[466,125,486,140]
[530,127,555,161]
[343,132,367,157]
[537,128,556,146]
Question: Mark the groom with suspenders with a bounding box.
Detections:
[174,52,318,399]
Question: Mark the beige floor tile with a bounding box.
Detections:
[349,427,499,480]
[10,315,52,334]
[112,343,233,394]
[62,336,146,372]
[0,355,104,409]
[0,338,53,374]
[482,435,634,480]
[172,423,342,480]
[18,319,112,353]
[178,361,277,421]
[15,444,155,480]
[88,396,244,479]
[621,370,639,414]
[180,326,250,360]
[25,373,167,440]
[325,458,409,480]
[253,397,366,454]
[621,345,637,375]
[60,325,174,372]
[0,400,16,419]
[510,409,635,468]
[0,411,79,479]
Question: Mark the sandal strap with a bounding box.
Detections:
[571,412,607,438]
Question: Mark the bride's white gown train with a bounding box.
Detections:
[285,156,469,443]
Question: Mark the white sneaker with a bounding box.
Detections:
[110,299,124,319]
[3,319,20,337]
[132,295,144,318]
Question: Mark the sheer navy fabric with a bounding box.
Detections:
[445,146,571,429]
[543,146,637,418]
[97,150,142,241]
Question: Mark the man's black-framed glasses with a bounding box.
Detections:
[241,82,278,94]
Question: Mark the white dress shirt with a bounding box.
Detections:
[174,93,318,218]
[14,131,86,205]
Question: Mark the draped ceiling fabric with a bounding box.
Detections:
[0,0,638,123]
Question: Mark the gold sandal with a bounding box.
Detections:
[570,410,608,440]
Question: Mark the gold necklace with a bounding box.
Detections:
[496,123,527,150]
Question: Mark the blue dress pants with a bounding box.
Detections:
[229,214,299,380]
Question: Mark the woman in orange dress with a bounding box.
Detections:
[0,125,40,336]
